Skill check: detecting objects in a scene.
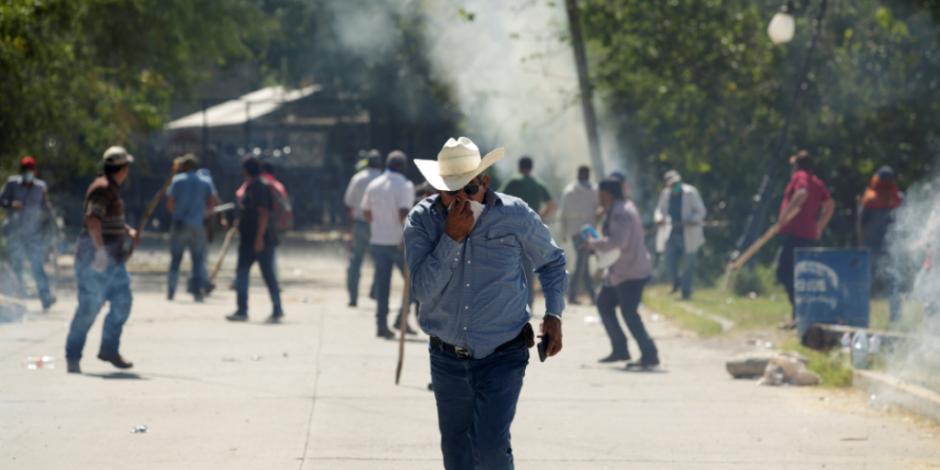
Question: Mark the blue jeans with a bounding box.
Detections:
[430,342,529,470]
[235,242,282,315]
[370,244,404,329]
[568,236,595,303]
[7,234,53,303]
[167,223,208,296]
[65,257,133,360]
[664,232,696,299]
[597,278,658,361]
[346,220,371,304]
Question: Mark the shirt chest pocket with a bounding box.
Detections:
[478,232,522,266]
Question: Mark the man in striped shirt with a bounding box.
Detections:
[65,146,138,374]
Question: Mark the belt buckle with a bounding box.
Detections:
[454,347,471,359]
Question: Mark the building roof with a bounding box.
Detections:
[165,85,320,130]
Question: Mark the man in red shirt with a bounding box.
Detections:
[776,150,835,329]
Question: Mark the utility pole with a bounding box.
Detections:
[564,0,605,176]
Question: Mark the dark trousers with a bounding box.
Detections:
[430,342,528,470]
[235,242,282,315]
[596,278,658,361]
[568,236,595,303]
[371,244,404,330]
[346,220,371,304]
[776,235,815,319]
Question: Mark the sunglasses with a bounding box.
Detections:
[446,179,482,196]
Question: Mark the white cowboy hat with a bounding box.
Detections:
[414,137,505,191]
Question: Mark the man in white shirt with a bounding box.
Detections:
[560,165,598,304]
[362,151,415,338]
[343,150,382,307]
[654,170,706,300]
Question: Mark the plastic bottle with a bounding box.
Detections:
[851,331,870,369]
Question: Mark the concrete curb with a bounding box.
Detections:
[854,369,940,424]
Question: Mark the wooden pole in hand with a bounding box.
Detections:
[209,226,238,283]
[127,161,178,260]
[723,223,780,290]
[395,259,411,385]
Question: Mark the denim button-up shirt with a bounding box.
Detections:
[404,190,567,359]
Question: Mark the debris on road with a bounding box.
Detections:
[23,356,55,370]
[726,352,820,386]
[130,425,149,434]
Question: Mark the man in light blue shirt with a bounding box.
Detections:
[406,137,567,470]
[165,154,218,301]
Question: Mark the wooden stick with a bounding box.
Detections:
[723,223,780,290]
[127,164,178,259]
[209,226,238,283]
[729,223,780,272]
[395,259,411,385]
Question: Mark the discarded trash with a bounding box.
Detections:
[583,316,600,324]
[650,313,662,322]
[840,332,852,349]
[23,356,55,370]
[282,352,288,358]
[748,291,758,300]
[851,331,870,369]
[728,352,819,386]
[130,425,149,434]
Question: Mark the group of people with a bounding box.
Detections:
[1,145,293,374]
[1,135,918,470]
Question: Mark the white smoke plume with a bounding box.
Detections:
[883,172,940,390]
[327,0,619,196]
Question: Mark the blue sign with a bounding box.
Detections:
[795,248,870,335]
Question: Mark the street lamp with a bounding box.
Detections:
[767,7,796,44]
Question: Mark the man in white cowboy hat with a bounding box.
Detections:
[405,137,567,470]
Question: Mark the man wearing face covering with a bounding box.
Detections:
[1,156,56,310]
[406,137,567,470]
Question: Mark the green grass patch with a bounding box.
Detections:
[646,284,790,334]
[644,291,723,336]
[780,338,854,387]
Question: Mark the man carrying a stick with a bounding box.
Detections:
[165,154,218,302]
[406,137,567,469]
[776,150,835,329]
[65,146,138,373]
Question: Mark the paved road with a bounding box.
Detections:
[2,245,939,469]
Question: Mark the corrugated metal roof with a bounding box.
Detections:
[165,85,320,130]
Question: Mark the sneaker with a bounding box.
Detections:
[348,301,357,307]
[193,290,204,303]
[67,358,81,374]
[598,352,631,363]
[41,295,57,311]
[264,314,283,324]
[97,352,134,369]
[167,290,175,301]
[392,322,419,335]
[626,358,660,370]
[203,282,216,296]
[376,328,395,339]
[226,312,249,322]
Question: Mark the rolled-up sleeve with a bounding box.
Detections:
[519,207,567,316]
[404,210,463,305]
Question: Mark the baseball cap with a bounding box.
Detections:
[19,156,36,169]
[664,170,682,185]
[102,146,135,166]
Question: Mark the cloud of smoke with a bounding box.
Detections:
[883,171,940,390]
[327,0,622,192]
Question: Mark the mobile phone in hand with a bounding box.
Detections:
[537,334,550,362]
